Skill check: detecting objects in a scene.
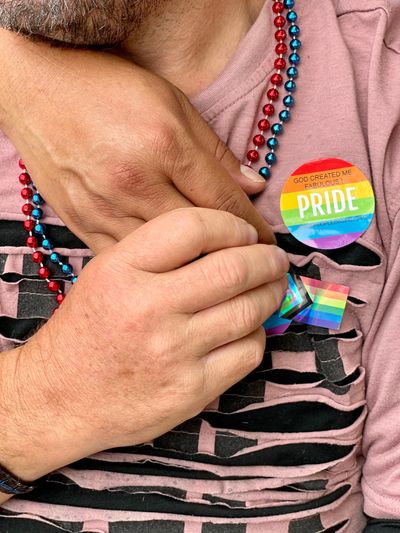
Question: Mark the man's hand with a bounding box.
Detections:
[0,30,273,253]
[1,209,288,484]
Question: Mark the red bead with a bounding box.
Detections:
[275,42,287,55]
[38,267,51,279]
[32,251,44,263]
[263,104,275,116]
[274,57,286,69]
[18,159,26,170]
[21,187,33,200]
[271,73,283,86]
[26,236,38,248]
[274,15,286,28]
[275,29,287,41]
[253,134,265,147]
[272,1,284,13]
[22,203,33,216]
[19,172,31,185]
[267,88,279,101]
[258,119,270,131]
[48,280,61,292]
[56,293,65,305]
[23,219,35,232]
[247,150,259,162]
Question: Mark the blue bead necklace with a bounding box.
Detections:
[246,0,300,179]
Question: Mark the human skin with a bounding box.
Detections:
[0,0,272,253]
[0,0,287,506]
[0,209,288,504]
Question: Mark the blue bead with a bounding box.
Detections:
[287,10,298,23]
[42,239,53,250]
[265,152,277,165]
[259,167,271,179]
[279,110,291,122]
[283,95,295,107]
[61,263,73,275]
[289,52,301,65]
[71,276,78,284]
[50,252,61,263]
[289,24,300,37]
[34,223,46,235]
[271,123,283,135]
[287,66,298,79]
[267,137,279,150]
[290,38,301,50]
[285,80,296,92]
[284,0,295,8]
[32,193,44,206]
[32,208,43,220]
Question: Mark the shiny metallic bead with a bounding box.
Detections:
[283,95,295,107]
[265,152,277,165]
[21,187,33,200]
[32,251,44,264]
[271,123,283,135]
[42,239,53,250]
[287,66,298,79]
[279,110,291,122]
[284,0,295,8]
[50,252,61,263]
[285,80,296,92]
[38,267,51,280]
[61,263,73,275]
[259,167,271,179]
[289,24,300,37]
[26,236,38,248]
[290,38,301,50]
[287,10,298,23]
[34,223,46,235]
[22,203,33,216]
[267,137,279,149]
[32,208,43,220]
[33,193,44,206]
[289,52,301,65]
[48,280,61,292]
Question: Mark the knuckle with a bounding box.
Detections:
[231,296,259,332]
[212,250,249,291]
[169,208,206,247]
[248,332,266,369]
[214,189,246,215]
[213,138,231,164]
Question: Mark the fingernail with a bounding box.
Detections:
[246,224,259,243]
[240,164,266,183]
[275,246,290,272]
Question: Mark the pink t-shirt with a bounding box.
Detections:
[1,0,400,531]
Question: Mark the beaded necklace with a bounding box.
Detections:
[18,0,300,309]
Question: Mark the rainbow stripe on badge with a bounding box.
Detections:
[280,158,375,249]
[294,277,349,330]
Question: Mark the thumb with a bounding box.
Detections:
[212,138,267,195]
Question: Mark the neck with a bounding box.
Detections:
[117,0,265,97]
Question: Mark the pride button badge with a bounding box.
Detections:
[280,158,375,249]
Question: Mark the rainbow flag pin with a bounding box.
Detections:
[264,274,350,335]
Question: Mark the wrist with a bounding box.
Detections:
[0,330,97,482]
